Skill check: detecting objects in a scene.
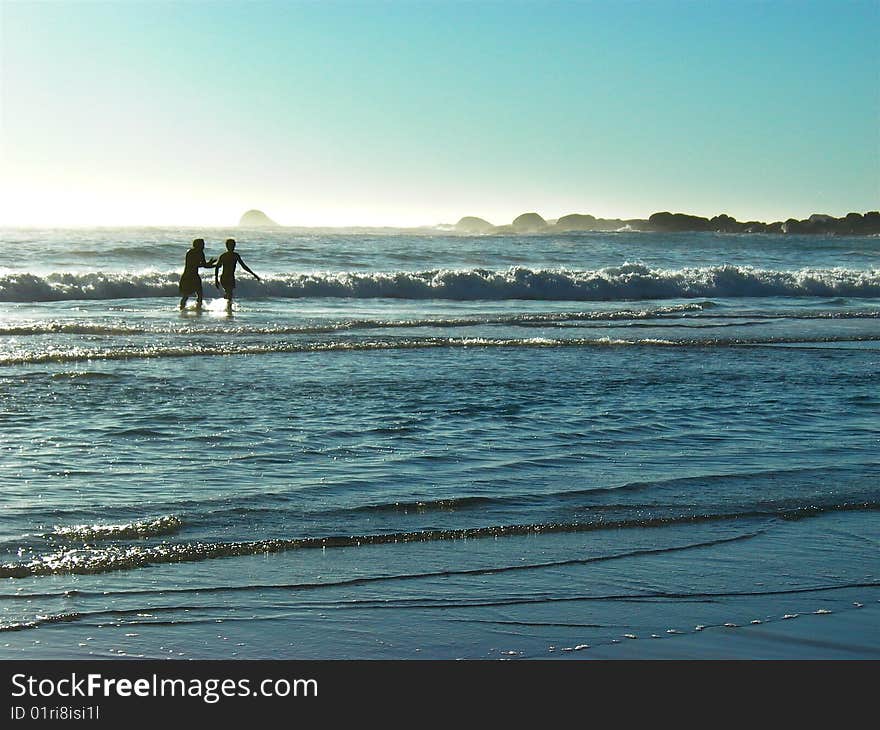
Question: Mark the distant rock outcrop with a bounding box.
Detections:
[454,216,494,234]
[511,212,548,232]
[647,212,714,232]
[709,214,742,233]
[554,213,597,231]
[636,210,880,235]
[453,209,880,236]
[239,209,278,227]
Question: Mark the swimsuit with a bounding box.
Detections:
[179,273,202,297]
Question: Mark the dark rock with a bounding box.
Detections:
[863,211,880,233]
[803,214,839,234]
[648,212,713,232]
[841,212,880,235]
[552,213,638,232]
[554,213,597,231]
[710,214,744,233]
[449,209,880,236]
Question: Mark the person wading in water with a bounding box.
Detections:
[179,238,216,310]
[215,238,261,311]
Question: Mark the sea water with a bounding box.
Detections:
[0,227,878,658]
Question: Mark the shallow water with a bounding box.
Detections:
[0,228,878,658]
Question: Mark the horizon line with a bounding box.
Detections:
[2,207,879,230]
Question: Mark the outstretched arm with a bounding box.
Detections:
[237,255,260,281]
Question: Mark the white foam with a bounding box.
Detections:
[51,515,183,541]
[3,333,878,366]
[1,265,878,302]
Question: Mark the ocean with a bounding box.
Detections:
[0,227,878,658]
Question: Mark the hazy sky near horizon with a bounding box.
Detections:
[1,0,878,227]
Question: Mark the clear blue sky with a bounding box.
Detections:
[1,0,878,226]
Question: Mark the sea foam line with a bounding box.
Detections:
[2,333,879,366]
[0,303,714,337]
[2,307,879,338]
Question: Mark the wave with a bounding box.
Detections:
[49,371,120,380]
[0,533,761,623]
[2,501,874,578]
[0,324,145,336]
[4,462,864,527]
[3,333,879,366]
[1,264,879,302]
[0,272,178,302]
[0,613,82,632]
[50,515,183,541]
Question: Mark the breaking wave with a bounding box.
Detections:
[0,613,82,632]
[1,264,879,302]
[50,516,183,541]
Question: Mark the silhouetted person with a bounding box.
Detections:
[215,238,260,310]
[179,238,216,309]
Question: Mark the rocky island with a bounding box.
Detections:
[239,209,279,227]
[453,216,495,234]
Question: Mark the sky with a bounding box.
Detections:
[0,0,878,227]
